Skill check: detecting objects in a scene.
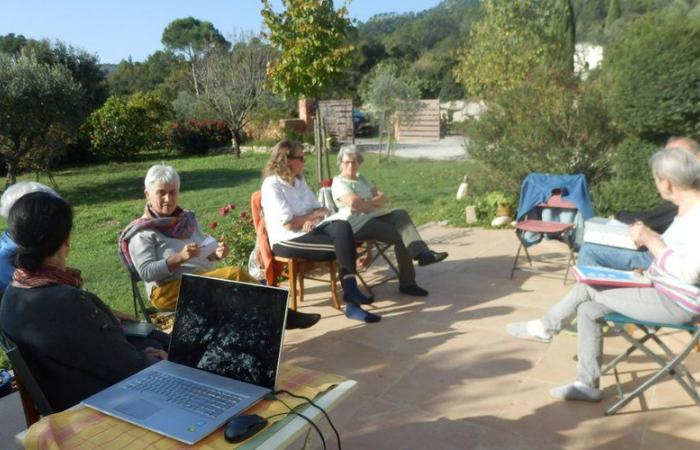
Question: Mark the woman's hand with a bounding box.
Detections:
[215,241,229,259]
[143,347,168,361]
[166,243,200,271]
[302,217,320,232]
[629,221,666,255]
[371,191,388,208]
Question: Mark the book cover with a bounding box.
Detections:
[572,265,652,288]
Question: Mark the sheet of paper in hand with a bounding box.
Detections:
[198,235,219,258]
[572,265,652,288]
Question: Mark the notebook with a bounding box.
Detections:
[572,265,652,288]
[83,274,289,444]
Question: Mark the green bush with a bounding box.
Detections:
[168,119,232,155]
[603,11,700,140]
[590,137,661,216]
[465,70,620,192]
[85,92,173,159]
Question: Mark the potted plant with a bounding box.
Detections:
[484,190,516,217]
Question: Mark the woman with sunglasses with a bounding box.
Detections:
[261,140,380,323]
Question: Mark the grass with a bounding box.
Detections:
[2,151,474,311]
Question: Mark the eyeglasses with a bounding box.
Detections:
[288,156,305,162]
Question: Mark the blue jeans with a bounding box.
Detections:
[576,243,653,270]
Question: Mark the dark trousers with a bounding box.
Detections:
[353,209,428,287]
[272,220,357,277]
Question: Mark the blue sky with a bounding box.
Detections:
[0,0,443,63]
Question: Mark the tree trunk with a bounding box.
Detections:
[231,129,241,159]
[5,158,18,189]
[313,99,323,184]
[191,62,200,97]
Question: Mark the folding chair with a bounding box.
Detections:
[116,232,158,323]
[510,192,578,283]
[0,332,54,426]
[602,313,700,415]
[317,186,399,296]
[251,191,341,311]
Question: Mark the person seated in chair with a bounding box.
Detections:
[331,145,448,297]
[120,164,319,330]
[577,137,700,271]
[0,192,167,411]
[261,140,381,323]
[0,182,59,297]
[507,148,700,402]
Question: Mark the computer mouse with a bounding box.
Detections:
[224,414,268,443]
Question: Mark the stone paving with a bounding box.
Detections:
[2,225,699,449]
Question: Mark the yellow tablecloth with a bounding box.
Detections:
[22,364,346,449]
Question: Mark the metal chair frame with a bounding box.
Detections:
[0,332,54,426]
[602,313,700,415]
[510,193,578,284]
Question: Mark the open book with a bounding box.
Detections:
[572,265,652,288]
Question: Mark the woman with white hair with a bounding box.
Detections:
[332,145,448,297]
[507,148,700,402]
[0,181,58,294]
[120,164,320,329]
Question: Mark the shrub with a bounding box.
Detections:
[169,119,232,155]
[85,92,173,159]
[465,70,620,192]
[603,11,700,140]
[208,203,256,270]
[590,138,661,216]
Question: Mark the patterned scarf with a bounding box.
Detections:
[118,205,197,274]
[13,266,83,289]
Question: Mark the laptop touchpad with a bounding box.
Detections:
[114,398,161,419]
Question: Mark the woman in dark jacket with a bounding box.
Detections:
[0,192,166,411]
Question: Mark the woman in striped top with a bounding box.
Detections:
[507,147,700,402]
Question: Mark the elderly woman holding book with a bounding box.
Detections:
[507,148,700,402]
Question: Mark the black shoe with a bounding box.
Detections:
[399,284,429,296]
[416,250,448,266]
[286,308,321,330]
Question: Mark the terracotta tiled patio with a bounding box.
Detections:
[2,225,699,449]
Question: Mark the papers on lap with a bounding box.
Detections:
[572,265,652,288]
[583,217,637,250]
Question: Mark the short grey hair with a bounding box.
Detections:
[650,147,700,190]
[337,145,364,168]
[665,136,700,155]
[0,182,59,218]
[144,165,180,192]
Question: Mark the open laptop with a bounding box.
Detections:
[83,274,289,444]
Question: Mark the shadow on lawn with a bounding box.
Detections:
[61,168,261,207]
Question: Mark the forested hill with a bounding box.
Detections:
[352,0,700,100]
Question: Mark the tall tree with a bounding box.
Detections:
[194,35,276,158]
[261,0,354,181]
[161,17,229,96]
[455,0,575,99]
[0,54,84,186]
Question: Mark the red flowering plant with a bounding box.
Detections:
[209,203,256,269]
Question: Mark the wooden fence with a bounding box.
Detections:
[395,99,440,141]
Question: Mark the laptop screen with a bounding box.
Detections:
[168,274,288,390]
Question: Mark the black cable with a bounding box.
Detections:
[273,389,341,450]
[275,396,326,450]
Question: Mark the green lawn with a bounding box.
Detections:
[2,151,472,313]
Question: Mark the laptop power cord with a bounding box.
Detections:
[267,389,342,450]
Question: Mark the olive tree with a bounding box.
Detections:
[0,54,83,187]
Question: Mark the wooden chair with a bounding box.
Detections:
[510,192,578,283]
[602,313,700,415]
[251,191,341,311]
[0,332,54,426]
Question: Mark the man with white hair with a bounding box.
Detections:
[0,182,59,294]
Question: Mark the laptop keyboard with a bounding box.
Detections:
[123,371,243,418]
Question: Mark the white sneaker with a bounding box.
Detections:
[506,320,552,343]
